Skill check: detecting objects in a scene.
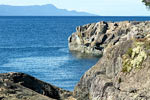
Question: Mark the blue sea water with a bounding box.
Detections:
[0,16,150,91]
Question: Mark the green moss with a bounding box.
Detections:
[127,48,133,57]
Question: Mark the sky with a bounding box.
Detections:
[0,0,149,16]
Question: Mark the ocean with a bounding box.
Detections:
[0,16,149,91]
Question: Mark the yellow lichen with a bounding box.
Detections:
[122,56,132,72]
[130,46,147,68]
[122,41,148,72]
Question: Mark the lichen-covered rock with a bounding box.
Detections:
[122,42,148,72]
[72,21,150,100]
[68,21,150,56]
[73,40,133,100]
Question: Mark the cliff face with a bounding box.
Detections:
[69,21,150,100]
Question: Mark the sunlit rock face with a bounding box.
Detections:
[68,21,150,56]
[72,21,150,100]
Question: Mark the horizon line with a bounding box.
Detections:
[0,15,150,17]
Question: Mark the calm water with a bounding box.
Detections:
[0,16,150,91]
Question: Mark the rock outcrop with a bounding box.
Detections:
[0,72,72,100]
[70,21,150,100]
[68,21,150,56]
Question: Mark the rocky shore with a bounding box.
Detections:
[1,21,150,100]
[69,21,150,100]
[0,72,73,100]
[68,21,150,56]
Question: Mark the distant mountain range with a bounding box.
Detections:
[0,4,97,16]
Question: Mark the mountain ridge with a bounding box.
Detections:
[0,4,97,16]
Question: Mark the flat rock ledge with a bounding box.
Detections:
[0,72,74,100]
[68,21,150,56]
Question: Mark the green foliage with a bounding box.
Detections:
[142,0,150,7]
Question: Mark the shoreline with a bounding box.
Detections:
[0,72,73,100]
[1,20,150,100]
[70,21,150,100]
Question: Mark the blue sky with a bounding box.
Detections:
[0,0,149,16]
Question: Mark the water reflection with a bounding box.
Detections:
[69,50,101,59]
